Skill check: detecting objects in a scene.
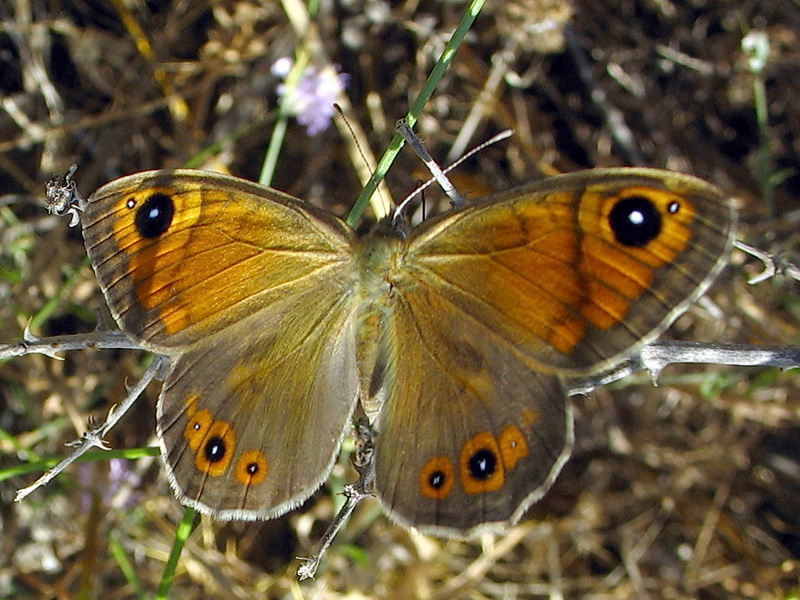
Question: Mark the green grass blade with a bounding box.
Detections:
[346,0,487,227]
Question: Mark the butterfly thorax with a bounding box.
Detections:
[356,217,407,284]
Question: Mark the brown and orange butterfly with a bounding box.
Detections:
[80,167,735,536]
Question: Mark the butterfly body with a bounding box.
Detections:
[82,167,735,535]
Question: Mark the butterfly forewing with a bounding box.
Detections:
[82,170,357,352]
[402,168,736,374]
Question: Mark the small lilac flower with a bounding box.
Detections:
[272,58,349,136]
[78,458,141,512]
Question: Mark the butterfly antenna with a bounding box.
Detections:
[334,104,391,220]
[393,126,513,224]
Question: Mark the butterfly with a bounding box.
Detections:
[80,167,735,536]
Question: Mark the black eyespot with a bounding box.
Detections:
[246,462,260,475]
[608,196,662,247]
[204,436,226,463]
[134,192,175,239]
[428,470,447,490]
[467,448,497,481]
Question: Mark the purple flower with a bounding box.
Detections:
[78,458,141,512]
[272,58,349,136]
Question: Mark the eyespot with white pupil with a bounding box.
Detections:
[608,195,662,247]
[204,436,226,463]
[429,470,446,489]
[467,448,497,481]
[134,192,175,239]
